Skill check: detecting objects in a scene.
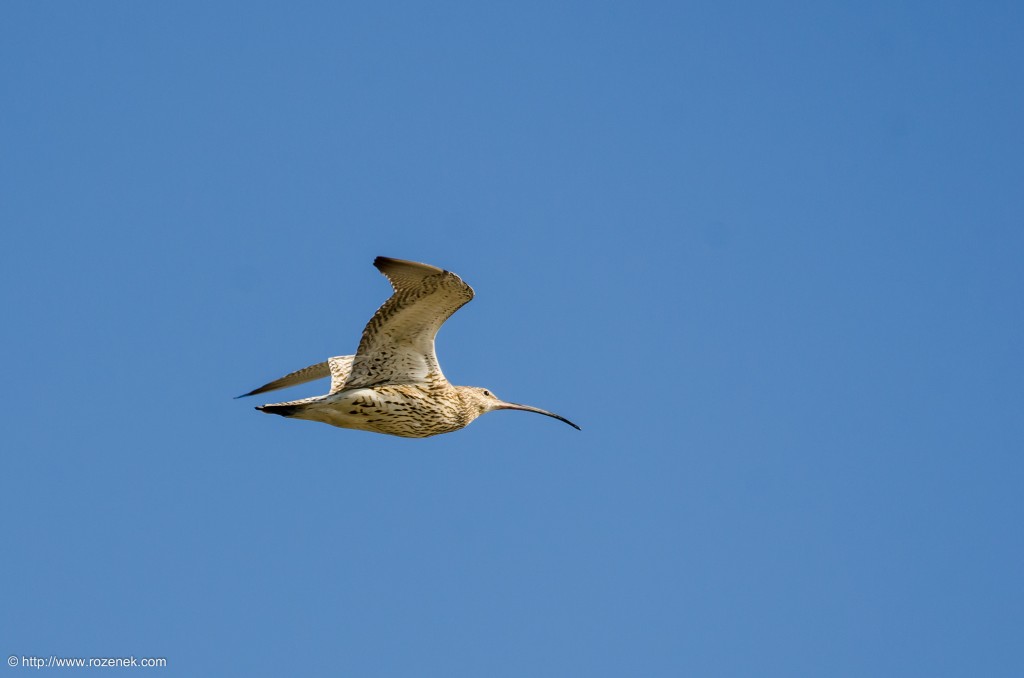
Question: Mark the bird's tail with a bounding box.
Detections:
[256,404,300,417]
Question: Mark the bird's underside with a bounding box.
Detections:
[238,256,580,438]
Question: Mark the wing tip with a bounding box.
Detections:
[235,387,265,399]
[373,255,446,274]
[373,255,406,273]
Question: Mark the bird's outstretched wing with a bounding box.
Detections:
[238,355,354,398]
[341,256,474,390]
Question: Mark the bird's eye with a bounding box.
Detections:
[483,390,491,397]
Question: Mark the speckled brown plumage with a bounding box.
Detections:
[239,256,580,438]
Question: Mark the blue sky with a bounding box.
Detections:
[2,2,1022,676]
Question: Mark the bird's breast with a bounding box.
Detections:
[306,384,469,437]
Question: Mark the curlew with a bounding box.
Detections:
[238,256,580,438]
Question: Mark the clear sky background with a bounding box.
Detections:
[2,2,1022,676]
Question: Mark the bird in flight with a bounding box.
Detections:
[238,256,580,438]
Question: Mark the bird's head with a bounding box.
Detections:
[456,386,580,431]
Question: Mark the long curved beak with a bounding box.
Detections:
[496,401,581,430]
